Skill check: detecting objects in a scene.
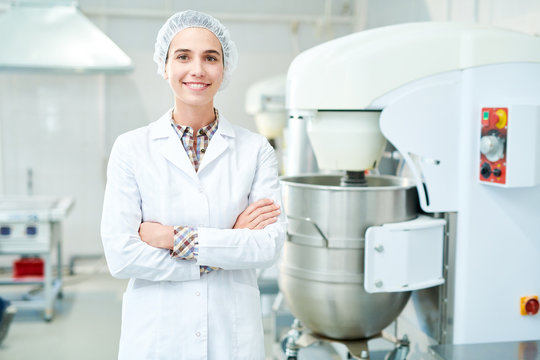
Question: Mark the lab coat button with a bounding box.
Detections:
[196,332,201,337]
[195,291,200,296]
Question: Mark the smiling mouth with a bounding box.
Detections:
[183,82,210,90]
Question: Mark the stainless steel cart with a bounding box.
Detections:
[0,196,73,321]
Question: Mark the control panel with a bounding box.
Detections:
[479,107,508,184]
[0,222,50,253]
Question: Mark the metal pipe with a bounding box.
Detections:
[27,168,33,196]
[80,7,355,25]
[0,4,354,38]
[0,100,3,194]
[0,4,354,25]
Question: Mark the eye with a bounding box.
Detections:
[206,56,218,62]
[177,54,189,61]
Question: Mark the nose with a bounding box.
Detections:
[190,58,205,77]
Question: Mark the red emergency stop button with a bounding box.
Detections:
[521,296,539,315]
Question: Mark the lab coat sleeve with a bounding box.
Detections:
[101,135,200,281]
[196,138,287,270]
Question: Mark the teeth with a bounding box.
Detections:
[185,83,207,89]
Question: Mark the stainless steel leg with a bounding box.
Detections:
[43,252,53,321]
[54,222,63,299]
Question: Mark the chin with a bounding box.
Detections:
[177,97,214,108]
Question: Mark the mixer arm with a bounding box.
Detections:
[286,214,329,248]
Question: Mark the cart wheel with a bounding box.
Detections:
[44,309,54,322]
[281,336,288,354]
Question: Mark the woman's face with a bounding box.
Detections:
[164,27,224,109]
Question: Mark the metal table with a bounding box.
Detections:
[0,196,73,321]
[429,340,540,360]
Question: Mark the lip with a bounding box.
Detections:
[183,82,211,91]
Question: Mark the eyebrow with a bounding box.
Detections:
[173,49,222,57]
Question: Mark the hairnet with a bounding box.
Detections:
[153,10,238,90]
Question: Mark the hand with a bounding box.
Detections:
[233,198,280,230]
[139,222,174,250]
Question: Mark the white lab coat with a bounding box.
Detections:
[101,109,286,360]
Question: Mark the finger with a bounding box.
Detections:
[255,216,278,229]
[251,209,281,226]
[255,217,278,230]
[245,198,274,216]
[247,203,279,222]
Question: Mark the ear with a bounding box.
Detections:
[163,63,169,80]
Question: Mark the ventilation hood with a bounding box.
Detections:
[0,1,133,73]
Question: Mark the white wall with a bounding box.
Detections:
[0,74,106,259]
[357,0,540,34]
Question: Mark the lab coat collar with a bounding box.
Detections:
[149,109,236,179]
[197,115,234,173]
[149,108,236,139]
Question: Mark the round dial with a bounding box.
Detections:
[480,135,504,162]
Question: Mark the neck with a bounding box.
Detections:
[172,103,216,133]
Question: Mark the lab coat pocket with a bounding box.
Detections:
[234,282,264,359]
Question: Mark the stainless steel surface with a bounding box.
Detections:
[285,214,329,248]
[281,174,418,248]
[441,212,457,345]
[0,196,73,321]
[279,174,418,340]
[396,212,454,352]
[0,196,73,214]
[0,1,133,73]
[0,198,57,211]
[429,340,540,360]
[285,111,319,175]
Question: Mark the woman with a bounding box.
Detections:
[101,10,286,360]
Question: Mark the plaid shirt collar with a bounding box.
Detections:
[170,108,219,139]
[170,109,219,172]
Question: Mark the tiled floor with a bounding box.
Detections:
[0,269,127,360]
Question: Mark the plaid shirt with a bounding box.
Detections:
[172,113,219,172]
[170,111,220,274]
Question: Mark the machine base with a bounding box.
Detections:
[281,319,410,360]
[429,340,540,360]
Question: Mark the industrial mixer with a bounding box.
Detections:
[279,22,540,359]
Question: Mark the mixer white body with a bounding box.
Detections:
[376,63,540,344]
[286,22,540,348]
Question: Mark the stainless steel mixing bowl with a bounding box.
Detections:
[279,174,418,339]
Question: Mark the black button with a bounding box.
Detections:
[0,226,11,236]
[480,162,491,179]
[201,148,206,153]
[26,226,37,235]
[198,130,204,135]
[493,168,502,177]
